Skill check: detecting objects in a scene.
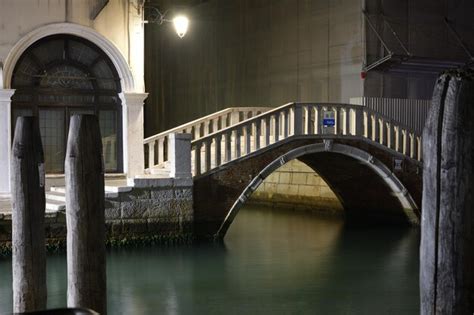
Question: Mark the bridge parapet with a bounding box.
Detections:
[189,102,422,177]
[144,107,270,171]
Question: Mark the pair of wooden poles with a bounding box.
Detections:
[11,115,106,314]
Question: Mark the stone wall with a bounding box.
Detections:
[0,178,194,248]
[105,178,194,239]
[249,159,343,215]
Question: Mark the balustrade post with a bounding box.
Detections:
[194,142,202,176]
[255,121,261,150]
[344,109,350,135]
[333,108,339,135]
[409,134,415,159]
[158,138,165,164]
[388,123,395,150]
[215,134,222,166]
[169,133,192,178]
[212,119,218,134]
[204,140,211,172]
[221,114,228,129]
[265,117,271,145]
[204,121,211,136]
[283,109,290,138]
[395,127,403,153]
[373,114,380,142]
[315,108,322,134]
[225,132,232,162]
[402,130,409,155]
[274,114,280,142]
[305,106,312,134]
[245,125,251,154]
[379,120,386,145]
[234,129,241,158]
[366,112,372,139]
[148,141,155,169]
[293,104,303,136]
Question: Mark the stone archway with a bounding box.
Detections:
[192,137,422,240]
[0,23,147,193]
[11,34,124,173]
[3,23,134,91]
[215,142,419,238]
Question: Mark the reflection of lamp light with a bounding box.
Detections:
[172,15,189,38]
[145,6,189,38]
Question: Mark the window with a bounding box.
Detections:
[11,35,122,173]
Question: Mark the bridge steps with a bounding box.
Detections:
[45,183,131,212]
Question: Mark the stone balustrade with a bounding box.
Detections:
[187,102,422,176]
[144,107,270,171]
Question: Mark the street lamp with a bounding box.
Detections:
[145,6,189,38]
[172,15,189,38]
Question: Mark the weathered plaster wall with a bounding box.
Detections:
[145,0,365,135]
[249,159,343,215]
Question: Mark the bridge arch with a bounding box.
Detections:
[212,141,420,239]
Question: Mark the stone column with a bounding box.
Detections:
[128,1,145,93]
[169,133,192,179]
[121,92,148,179]
[0,89,15,195]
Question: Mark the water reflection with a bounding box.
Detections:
[0,205,419,314]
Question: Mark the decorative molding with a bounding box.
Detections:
[122,92,149,107]
[0,89,15,102]
[3,23,135,92]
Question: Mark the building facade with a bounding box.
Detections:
[0,0,148,195]
[145,0,473,135]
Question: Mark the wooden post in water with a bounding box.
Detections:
[65,115,106,314]
[10,116,47,312]
[421,70,474,314]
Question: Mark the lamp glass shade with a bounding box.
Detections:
[173,15,189,38]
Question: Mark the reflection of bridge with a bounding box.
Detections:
[144,102,423,239]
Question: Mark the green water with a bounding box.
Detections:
[0,205,420,314]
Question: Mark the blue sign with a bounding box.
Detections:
[323,118,335,127]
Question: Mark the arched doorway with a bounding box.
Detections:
[10,34,122,173]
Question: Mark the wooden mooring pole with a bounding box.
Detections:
[11,116,47,312]
[65,115,106,314]
[421,70,474,314]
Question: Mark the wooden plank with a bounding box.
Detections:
[11,117,47,313]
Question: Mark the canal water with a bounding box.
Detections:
[0,205,419,314]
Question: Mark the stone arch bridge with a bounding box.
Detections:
[144,102,423,240]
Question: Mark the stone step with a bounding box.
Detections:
[50,186,66,194]
[46,199,66,212]
[46,191,66,202]
[49,186,128,200]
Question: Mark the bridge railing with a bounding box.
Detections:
[144,107,270,170]
[190,102,422,176]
